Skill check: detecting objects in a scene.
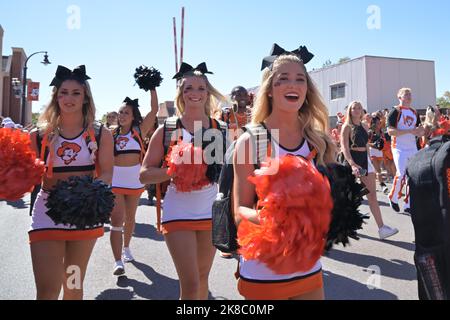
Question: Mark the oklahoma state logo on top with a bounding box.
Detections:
[116,137,129,149]
[403,115,415,127]
[57,142,82,165]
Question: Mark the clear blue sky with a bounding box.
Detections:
[1,0,449,117]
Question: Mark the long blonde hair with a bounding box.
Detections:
[252,54,335,166]
[37,81,96,144]
[174,71,225,117]
[344,101,364,127]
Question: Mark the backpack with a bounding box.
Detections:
[406,135,450,299]
[154,116,227,232]
[211,124,317,253]
[30,122,104,214]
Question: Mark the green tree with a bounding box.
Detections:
[437,91,450,109]
[101,113,107,124]
[31,113,40,126]
[322,59,333,68]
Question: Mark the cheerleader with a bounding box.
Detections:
[110,92,158,276]
[140,62,226,300]
[29,65,114,299]
[233,44,336,300]
[387,88,425,213]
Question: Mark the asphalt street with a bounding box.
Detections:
[0,183,418,300]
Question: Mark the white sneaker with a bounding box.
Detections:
[122,247,135,263]
[378,225,399,240]
[113,260,125,276]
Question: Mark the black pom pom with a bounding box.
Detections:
[318,164,369,251]
[134,65,163,91]
[46,176,115,229]
[200,128,224,184]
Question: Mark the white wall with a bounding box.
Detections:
[365,56,436,111]
[309,57,367,117]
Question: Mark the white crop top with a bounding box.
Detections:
[49,130,95,173]
[114,130,142,155]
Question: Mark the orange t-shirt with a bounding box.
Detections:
[223,109,249,129]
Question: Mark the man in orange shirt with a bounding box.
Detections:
[221,86,251,133]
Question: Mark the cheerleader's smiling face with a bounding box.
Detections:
[57,80,85,115]
[118,105,134,127]
[182,76,208,109]
[270,62,307,113]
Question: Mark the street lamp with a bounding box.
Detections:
[21,51,51,124]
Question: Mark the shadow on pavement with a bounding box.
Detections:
[323,270,398,300]
[377,199,393,208]
[0,199,28,209]
[102,223,164,242]
[133,223,164,241]
[95,261,215,300]
[325,249,416,281]
[361,198,393,209]
[95,261,179,300]
[357,233,415,252]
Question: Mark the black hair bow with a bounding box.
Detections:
[49,65,91,87]
[172,62,213,80]
[123,97,139,108]
[261,44,314,70]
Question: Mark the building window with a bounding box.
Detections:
[330,83,346,100]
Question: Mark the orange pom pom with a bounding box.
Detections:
[166,142,210,192]
[238,155,333,274]
[0,128,45,201]
[436,120,450,136]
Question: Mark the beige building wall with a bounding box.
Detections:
[309,55,436,117]
[365,56,436,111]
[310,57,367,117]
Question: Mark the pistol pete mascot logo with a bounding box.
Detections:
[57,142,82,165]
[404,115,415,127]
[116,137,129,150]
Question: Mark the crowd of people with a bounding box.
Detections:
[331,95,449,216]
[1,45,449,301]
